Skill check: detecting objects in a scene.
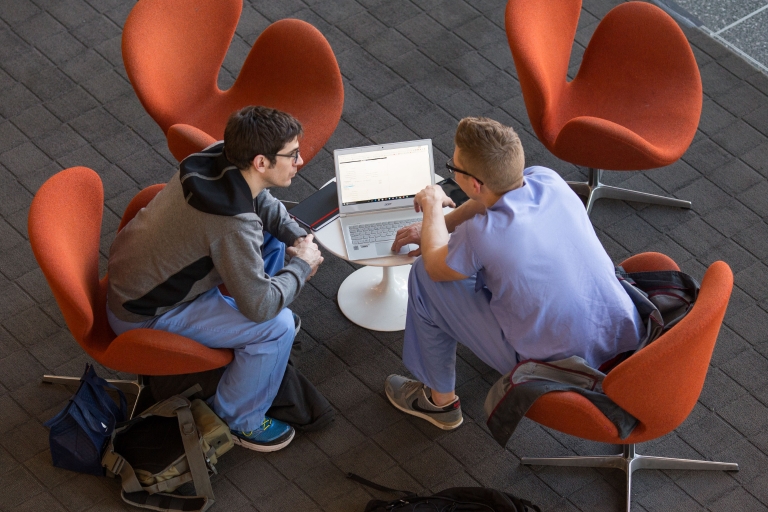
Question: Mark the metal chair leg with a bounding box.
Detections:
[522,444,738,512]
[42,374,148,419]
[566,168,691,216]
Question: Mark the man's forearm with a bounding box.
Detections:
[420,202,449,264]
[444,199,485,233]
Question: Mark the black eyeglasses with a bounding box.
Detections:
[446,159,483,186]
[263,149,301,164]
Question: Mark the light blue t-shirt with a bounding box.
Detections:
[445,166,645,368]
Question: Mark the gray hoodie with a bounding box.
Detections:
[107,142,311,324]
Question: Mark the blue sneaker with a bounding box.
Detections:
[231,417,295,452]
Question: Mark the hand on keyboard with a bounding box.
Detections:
[349,219,422,256]
[391,221,423,256]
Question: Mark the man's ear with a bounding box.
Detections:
[252,155,268,175]
[472,177,483,194]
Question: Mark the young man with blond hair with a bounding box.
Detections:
[385,117,645,429]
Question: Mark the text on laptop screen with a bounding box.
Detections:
[337,144,432,206]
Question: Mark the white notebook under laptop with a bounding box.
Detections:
[334,139,435,261]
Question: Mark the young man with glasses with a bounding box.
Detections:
[385,117,645,430]
[107,106,323,451]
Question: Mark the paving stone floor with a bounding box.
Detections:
[1,0,768,511]
[671,0,768,73]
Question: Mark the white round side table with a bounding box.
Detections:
[311,177,447,331]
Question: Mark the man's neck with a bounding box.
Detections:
[240,167,266,199]
[478,179,523,208]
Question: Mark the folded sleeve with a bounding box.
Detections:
[210,227,311,323]
[254,189,307,246]
[445,221,482,277]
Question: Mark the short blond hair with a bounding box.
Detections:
[454,117,524,193]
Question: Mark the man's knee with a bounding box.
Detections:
[273,308,296,341]
[410,257,430,287]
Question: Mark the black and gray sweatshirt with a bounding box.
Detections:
[107,142,311,324]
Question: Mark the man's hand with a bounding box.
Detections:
[392,186,455,256]
[391,222,423,256]
[413,185,455,213]
[287,234,324,281]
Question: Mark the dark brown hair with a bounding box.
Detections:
[454,117,524,193]
[224,106,303,169]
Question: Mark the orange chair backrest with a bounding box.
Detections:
[505,0,581,142]
[118,184,165,233]
[122,0,241,135]
[603,261,733,437]
[571,2,702,143]
[122,0,344,164]
[226,19,344,161]
[28,168,113,358]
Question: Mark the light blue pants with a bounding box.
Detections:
[107,234,294,431]
[403,257,518,393]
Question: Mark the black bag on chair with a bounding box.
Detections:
[44,363,128,476]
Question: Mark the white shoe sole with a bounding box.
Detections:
[385,392,463,431]
[232,429,295,452]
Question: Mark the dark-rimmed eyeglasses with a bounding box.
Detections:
[263,149,301,164]
[446,159,483,186]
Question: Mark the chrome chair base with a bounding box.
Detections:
[42,374,147,419]
[522,443,738,512]
[567,168,691,216]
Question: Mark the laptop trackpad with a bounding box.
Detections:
[376,243,414,256]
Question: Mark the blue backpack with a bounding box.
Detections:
[44,364,128,476]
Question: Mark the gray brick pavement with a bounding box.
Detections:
[1,0,768,510]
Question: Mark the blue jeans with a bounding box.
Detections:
[402,257,518,393]
[107,233,294,431]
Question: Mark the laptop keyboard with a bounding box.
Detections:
[348,218,421,244]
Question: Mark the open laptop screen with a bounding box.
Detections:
[337,143,432,206]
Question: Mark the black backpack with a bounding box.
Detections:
[348,473,541,512]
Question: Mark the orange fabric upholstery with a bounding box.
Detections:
[167,125,217,163]
[619,252,680,273]
[525,254,732,444]
[28,169,232,375]
[122,0,344,162]
[117,184,164,232]
[505,0,702,170]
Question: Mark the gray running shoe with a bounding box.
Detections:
[384,375,463,430]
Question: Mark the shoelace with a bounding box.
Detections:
[241,417,273,437]
[402,380,425,397]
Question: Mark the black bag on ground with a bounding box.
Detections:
[348,473,541,512]
[143,359,334,431]
[102,393,233,512]
[44,363,127,476]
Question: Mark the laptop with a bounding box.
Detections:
[334,139,435,261]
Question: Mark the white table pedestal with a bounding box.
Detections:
[337,265,412,331]
[311,176,447,332]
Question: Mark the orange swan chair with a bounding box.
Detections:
[122,0,344,162]
[29,168,233,417]
[521,253,737,511]
[505,0,702,215]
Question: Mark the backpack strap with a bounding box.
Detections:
[138,472,194,495]
[346,472,417,497]
[121,490,209,512]
[102,449,145,494]
[176,405,215,507]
